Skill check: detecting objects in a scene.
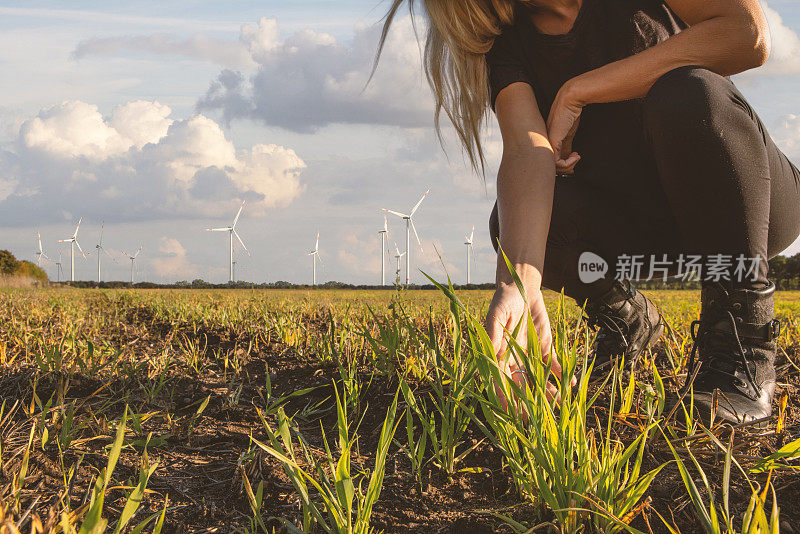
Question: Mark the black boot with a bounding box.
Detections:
[685,282,780,424]
[584,279,665,371]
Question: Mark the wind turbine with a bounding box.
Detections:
[464,225,475,285]
[205,200,250,283]
[382,188,430,286]
[123,247,142,284]
[57,217,86,282]
[307,231,321,286]
[55,250,64,283]
[378,216,389,286]
[35,230,50,268]
[393,242,406,284]
[94,222,117,282]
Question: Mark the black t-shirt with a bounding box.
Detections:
[486,0,686,119]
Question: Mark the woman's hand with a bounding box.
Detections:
[546,79,585,175]
[485,284,567,405]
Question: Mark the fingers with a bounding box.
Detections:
[555,152,581,174]
[485,308,507,357]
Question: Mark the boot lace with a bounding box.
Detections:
[687,309,761,398]
[586,309,630,358]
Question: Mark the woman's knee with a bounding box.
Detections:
[643,66,733,130]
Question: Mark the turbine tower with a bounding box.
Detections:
[55,250,64,283]
[464,225,475,285]
[35,230,50,267]
[382,188,430,286]
[57,217,86,282]
[123,247,142,284]
[205,200,251,283]
[307,231,321,286]
[378,216,389,286]
[393,242,406,283]
[94,222,116,282]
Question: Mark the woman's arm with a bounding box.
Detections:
[494,82,556,292]
[548,0,770,164]
[485,81,569,400]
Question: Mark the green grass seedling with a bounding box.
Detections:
[424,255,665,533]
[660,428,781,533]
[253,386,400,533]
[398,304,480,479]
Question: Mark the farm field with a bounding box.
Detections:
[0,286,798,533]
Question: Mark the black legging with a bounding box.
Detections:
[490,66,800,302]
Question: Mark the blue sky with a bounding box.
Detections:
[2,1,800,284]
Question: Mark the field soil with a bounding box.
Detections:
[0,288,798,533]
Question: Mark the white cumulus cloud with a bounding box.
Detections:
[20,101,134,159]
[755,1,800,75]
[198,16,431,131]
[0,100,306,224]
[152,237,199,279]
[72,15,431,131]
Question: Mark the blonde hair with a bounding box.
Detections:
[374,0,516,175]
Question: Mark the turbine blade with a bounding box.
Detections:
[394,242,400,256]
[469,225,475,243]
[37,230,43,253]
[410,220,422,251]
[383,215,388,233]
[57,238,71,243]
[205,227,230,232]
[232,200,245,227]
[382,209,408,218]
[233,229,250,257]
[134,246,142,259]
[75,240,86,259]
[99,222,105,246]
[315,231,319,252]
[409,188,431,216]
[73,217,83,238]
[102,247,118,263]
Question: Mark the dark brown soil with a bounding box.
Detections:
[0,301,798,534]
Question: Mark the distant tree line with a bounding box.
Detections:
[33,252,800,290]
[62,278,498,290]
[0,250,47,281]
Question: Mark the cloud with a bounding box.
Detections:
[73,34,255,69]
[337,233,384,276]
[72,16,432,131]
[1,7,242,31]
[0,100,307,224]
[109,100,174,148]
[197,16,432,131]
[152,237,199,278]
[20,101,136,159]
[772,113,800,159]
[753,1,800,75]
